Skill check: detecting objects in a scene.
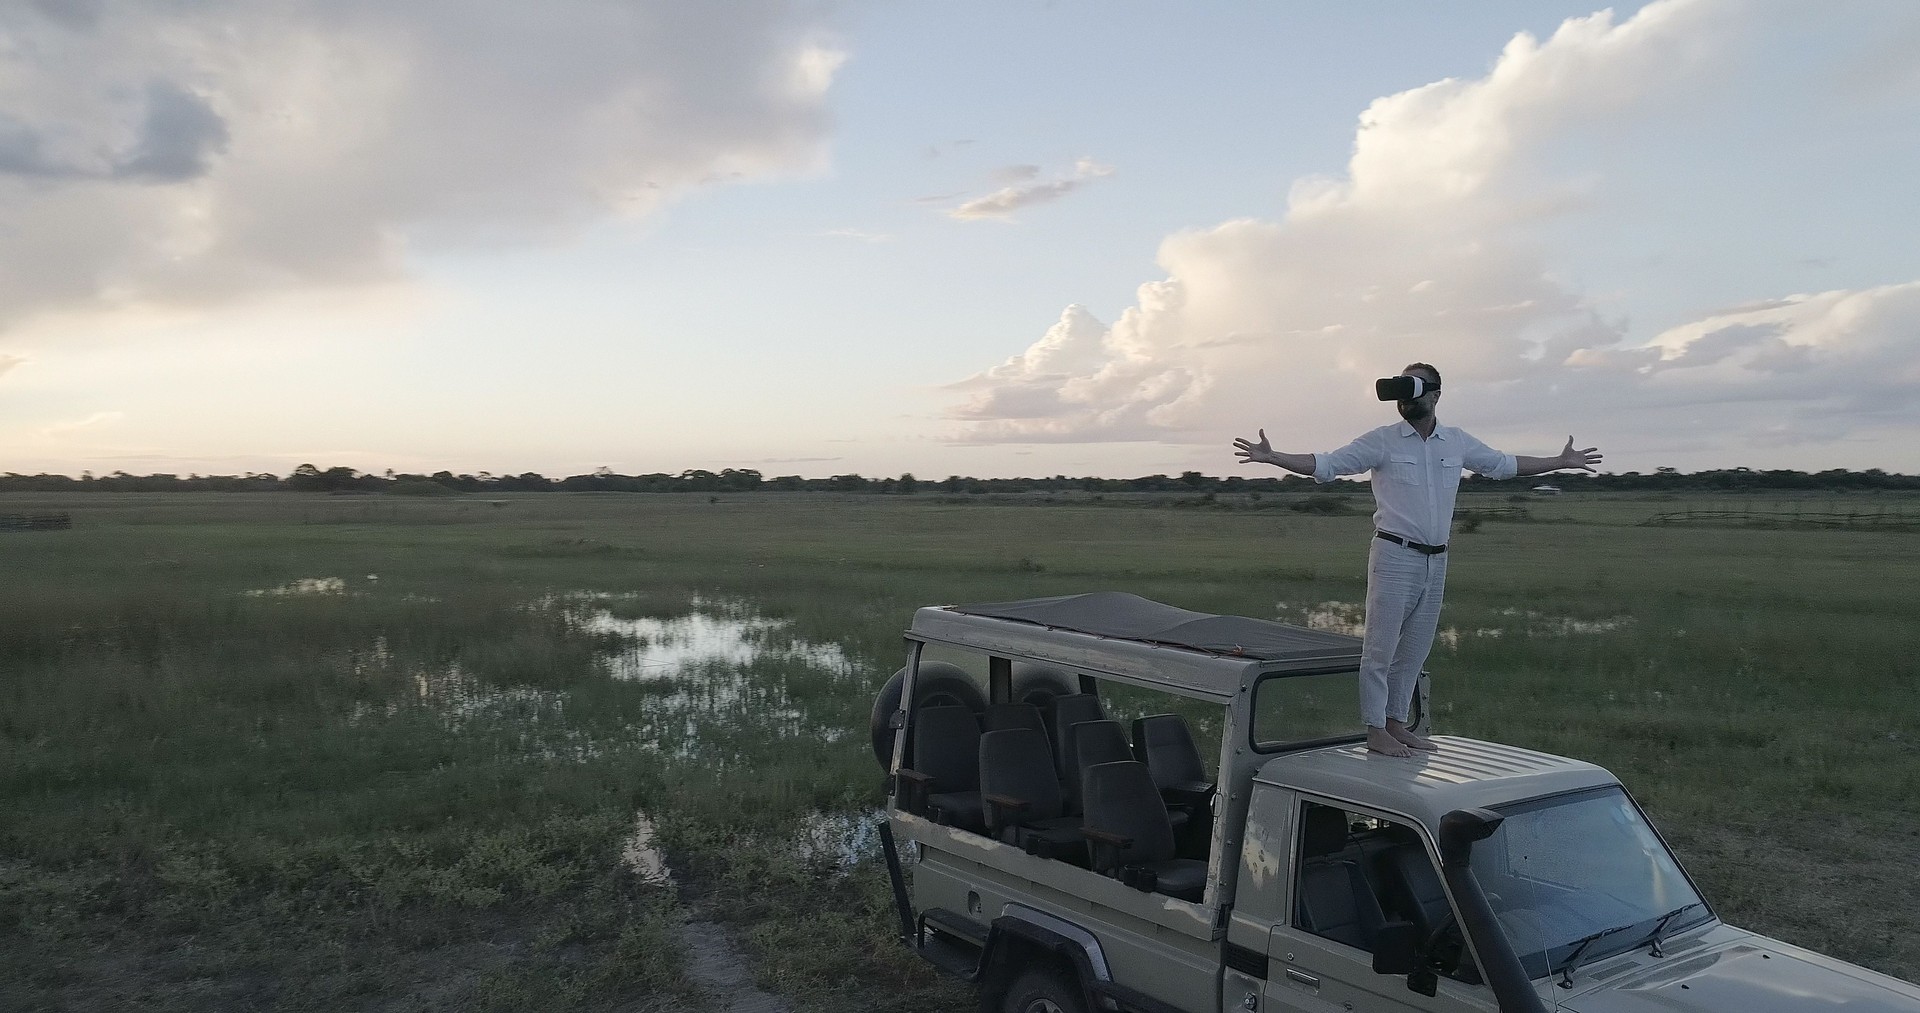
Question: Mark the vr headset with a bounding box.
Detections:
[1375,375,1439,401]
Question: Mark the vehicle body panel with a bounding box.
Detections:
[1560,930,1920,1013]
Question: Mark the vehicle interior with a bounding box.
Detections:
[1292,800,1481,984]
[891,655,1219,904]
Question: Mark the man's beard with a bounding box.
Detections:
[1398,399,1433,423]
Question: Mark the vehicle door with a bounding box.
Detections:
[1262,797,1492,1013]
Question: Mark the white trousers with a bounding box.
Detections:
[1359,536,1449,728]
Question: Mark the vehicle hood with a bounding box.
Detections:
[1560,932,1920,1013]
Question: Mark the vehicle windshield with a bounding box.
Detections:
[1472,787,1710,979]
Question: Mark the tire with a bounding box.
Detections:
[999,965,1087,1013]
[868,661,986,768]
[1009,663,1076,709]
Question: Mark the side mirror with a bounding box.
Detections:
[1372,921,1420,975]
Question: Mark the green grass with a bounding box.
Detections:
[1,490,1916,1010]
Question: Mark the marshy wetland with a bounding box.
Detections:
[2,490,1917,1010]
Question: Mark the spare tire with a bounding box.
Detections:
[869,661,985,769]
[1009,663,1077,709]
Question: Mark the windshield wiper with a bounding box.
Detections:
[1557,922,1635,989]
[1642,903,1703,957]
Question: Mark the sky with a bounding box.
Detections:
[1,0,1917,480]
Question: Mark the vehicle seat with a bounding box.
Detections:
[1132,713,1214,814]
[978,727,1083,860]
[1076,720,1185,831]
[901,705,985,834]
[1050,694,1106,813]
[1378,840,1450,940]
[985,702,1048,741]
[1080,760,1206,903]
[1132,714,1212,796]
[1295,805,1383,951]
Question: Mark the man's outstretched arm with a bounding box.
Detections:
[1513,437,1602,477]
[1232,429,1316,476]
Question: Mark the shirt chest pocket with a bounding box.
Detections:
[1440,455,1463,478]
[1387,453,1423,485]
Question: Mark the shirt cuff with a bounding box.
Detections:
[1311,455,1339,484]
[1488,453,1518,481]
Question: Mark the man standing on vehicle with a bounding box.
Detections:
[1232,363,1601,756]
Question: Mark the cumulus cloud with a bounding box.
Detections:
[948,158,1113,221]
[944,0,1920,463]
[0,2,841,333]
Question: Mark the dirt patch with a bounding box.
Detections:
[678,919,791,1013]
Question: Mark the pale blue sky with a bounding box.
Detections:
[2,1,1916,478]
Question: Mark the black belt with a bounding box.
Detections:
[1376,531,1447,555]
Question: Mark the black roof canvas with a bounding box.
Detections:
[947,591,1360,663]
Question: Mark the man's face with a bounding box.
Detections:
[1396,369,1440,423]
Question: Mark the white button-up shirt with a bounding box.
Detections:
[1312,422,1517,546]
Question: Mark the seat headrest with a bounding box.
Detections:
[1301,805,1350,858]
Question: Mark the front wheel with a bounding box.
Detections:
[999,966,1086,1013]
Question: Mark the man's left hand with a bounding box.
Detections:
[1559,437,1602,472]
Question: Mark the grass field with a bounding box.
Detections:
[2,490,1916,1011]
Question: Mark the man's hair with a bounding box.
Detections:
[1402,362,1441,386]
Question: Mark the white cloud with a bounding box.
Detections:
[0,352,23,378]
[0,2,841,334]
[943,0,1920,466]
[948,158,1114,221]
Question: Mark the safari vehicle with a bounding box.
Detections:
[872,592,1920,1013]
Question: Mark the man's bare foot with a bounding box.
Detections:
[1367,726,1413,757]
[1387,719,1439,751]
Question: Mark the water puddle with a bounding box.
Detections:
[1275,600,1367,637]
[568,595,852,680]
[1273,600,1632,648]
[789,809,883,872]
[1489,607,1632,635]
[247,576,347,597]
[622,810,672,884]
[345,596,866,763]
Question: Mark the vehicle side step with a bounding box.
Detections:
[1089,978,1186,1013]
[917,908,986,981]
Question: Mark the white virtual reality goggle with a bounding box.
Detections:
[1375,375,1440,401]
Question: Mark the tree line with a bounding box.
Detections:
[0,464,1917,494]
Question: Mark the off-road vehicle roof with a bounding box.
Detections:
[1259,736,1617,827]
[909,591,1362,703]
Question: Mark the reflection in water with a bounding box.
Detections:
[573,595,852,681]
[247,576,347,597]
[789,809,883,872]
[622,811,672,884]
[1490,607,1631,635]
[1276,601,1366,636]
[1273,600,1631,648]
[348,596,863,761]
[564,594,858,746]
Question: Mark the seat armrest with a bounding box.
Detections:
[1083,826,1135,874]
[982,792,1032,834]
[1161,783,1215,812]
[895,768,933,813]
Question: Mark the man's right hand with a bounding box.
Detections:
[1232,429,1278,466]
